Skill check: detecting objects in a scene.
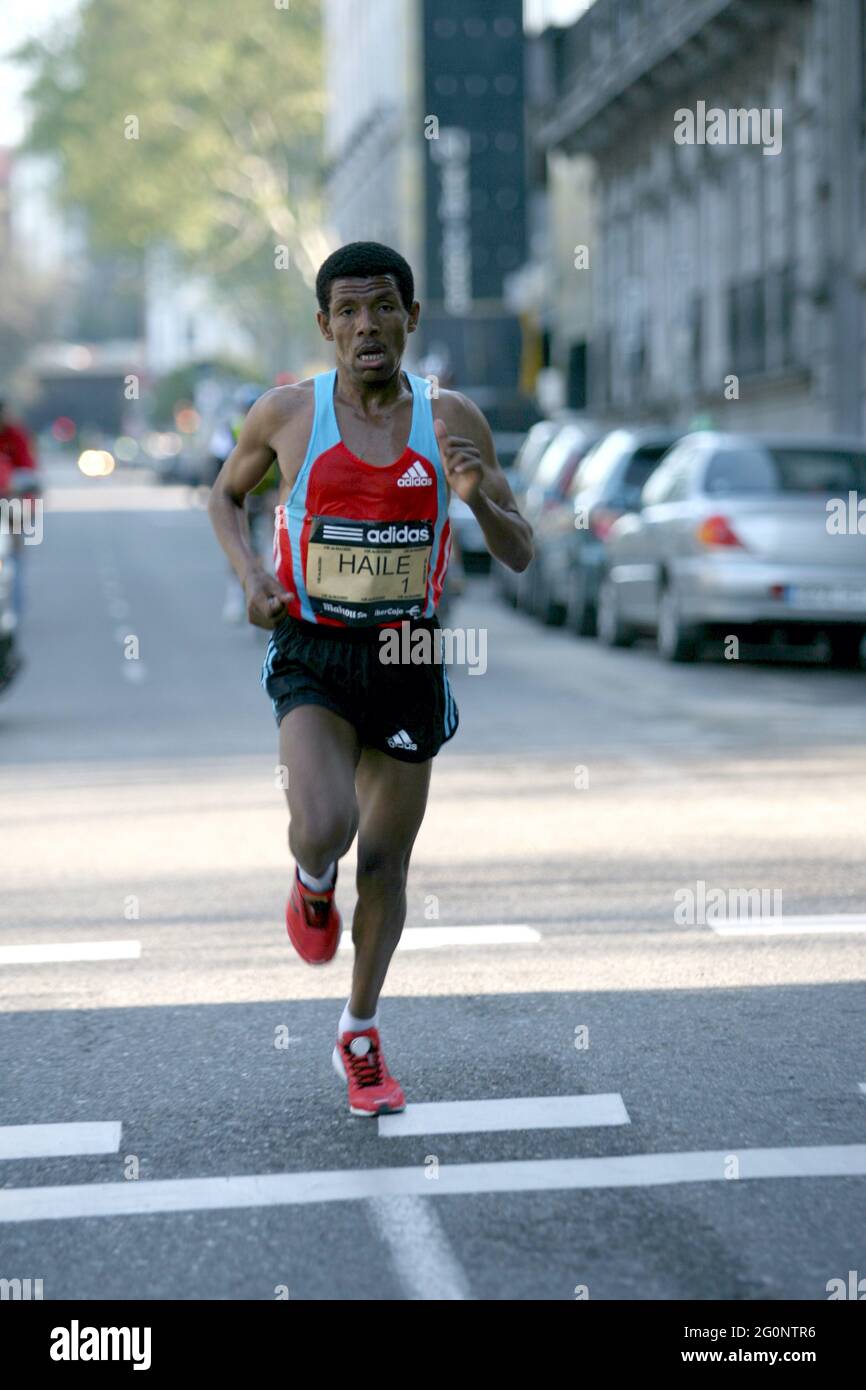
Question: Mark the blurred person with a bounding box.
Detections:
[0,399,37,482]
[0,398,39,625]
[208,384,272,622]
[208,241,532,1116]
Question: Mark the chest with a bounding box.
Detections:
[334,396,414,467]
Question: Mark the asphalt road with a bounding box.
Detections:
[1,462,865,1301]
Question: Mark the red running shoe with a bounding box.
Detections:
[285,867,341,964]
[332,1027,406,1116]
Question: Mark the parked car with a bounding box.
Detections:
[449,494,489,573]
[530,427,681,629]
[492,431,529,475]
[596,432,866,665]
[494,418,571,606]
[446,436,531,573]
[505,419,606,610]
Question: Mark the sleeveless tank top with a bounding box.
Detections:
[273,369,451,628]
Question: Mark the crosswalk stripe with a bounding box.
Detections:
[0,941,141,964]
[367,1196,472,1301]
[378,1094,629,1137]
[0,1122,122,1160]
[338,925,540,951]
[709,914,866,936]
[2,1144,864,1222]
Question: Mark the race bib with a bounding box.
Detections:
[305,516,432,626]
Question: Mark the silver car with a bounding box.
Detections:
[597,432,866,665]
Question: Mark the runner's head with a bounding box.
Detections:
[315,242,419,382]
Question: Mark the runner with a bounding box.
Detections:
[208,242,533,1115]
[207,384,269,623]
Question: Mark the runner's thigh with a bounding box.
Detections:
[355,748,432,872]
[279,705,361,835]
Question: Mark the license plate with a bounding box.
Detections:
[786,584,866,611]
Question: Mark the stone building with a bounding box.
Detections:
[537,0,865,434]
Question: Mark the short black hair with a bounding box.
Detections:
[316,241,414,315]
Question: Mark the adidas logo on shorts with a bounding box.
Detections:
[397,461,432,487]
[387,729,418,751]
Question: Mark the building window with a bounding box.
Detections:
[728,276,766,376]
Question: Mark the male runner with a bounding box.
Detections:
[208,242,532,1116]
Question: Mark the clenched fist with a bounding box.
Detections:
[244,568,293,629]
[434,417,484,507]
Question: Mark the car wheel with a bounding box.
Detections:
[657,584,701,663]
[499,572,518,607]
[565,566,597,637]
[827,627,864,669]
[496,565,518,607]
[517,562,537,613]
[596,573,635,648]
[533,563,565,626]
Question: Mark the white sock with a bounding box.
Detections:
[297,861,335,892]
[339,1002,378,1037]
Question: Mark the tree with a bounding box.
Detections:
[0,255,54,388]
[16,0,329,362]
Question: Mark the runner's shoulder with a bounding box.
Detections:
[431,387,492,440]
[249,379,316,446]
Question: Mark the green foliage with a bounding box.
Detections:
[16,0,328,360]
[149,357,261,427]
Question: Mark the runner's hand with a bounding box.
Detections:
[434,418,484,507]
[244,570,293,629]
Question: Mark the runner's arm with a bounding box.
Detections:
[436,393,533,573]
[207,392,293,629]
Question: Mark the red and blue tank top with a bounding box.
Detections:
[273,368,451,628]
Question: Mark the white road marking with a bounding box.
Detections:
[378,1094,629,1137]
[366,1196,472,1301]
[0,1122,121,1160]
[709,914,866,936]
[3,1144,865,1222]
[0,941,141,964]
[48,486,189,512]
[339,925,540,952]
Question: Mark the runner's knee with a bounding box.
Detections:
[356,848,410,899]
[290,806,357,870]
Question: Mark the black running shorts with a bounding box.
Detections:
[260,616,459,764]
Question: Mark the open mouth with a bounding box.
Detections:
[357,347,387,367]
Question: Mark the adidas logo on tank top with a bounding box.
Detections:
[397,461,433,487]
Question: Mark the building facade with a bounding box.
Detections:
[538,0,866,435]
[323,0,425,295]
[323,0,531,415]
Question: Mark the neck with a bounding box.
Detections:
[334,363,408,415]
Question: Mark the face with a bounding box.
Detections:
[317,274,419,381]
